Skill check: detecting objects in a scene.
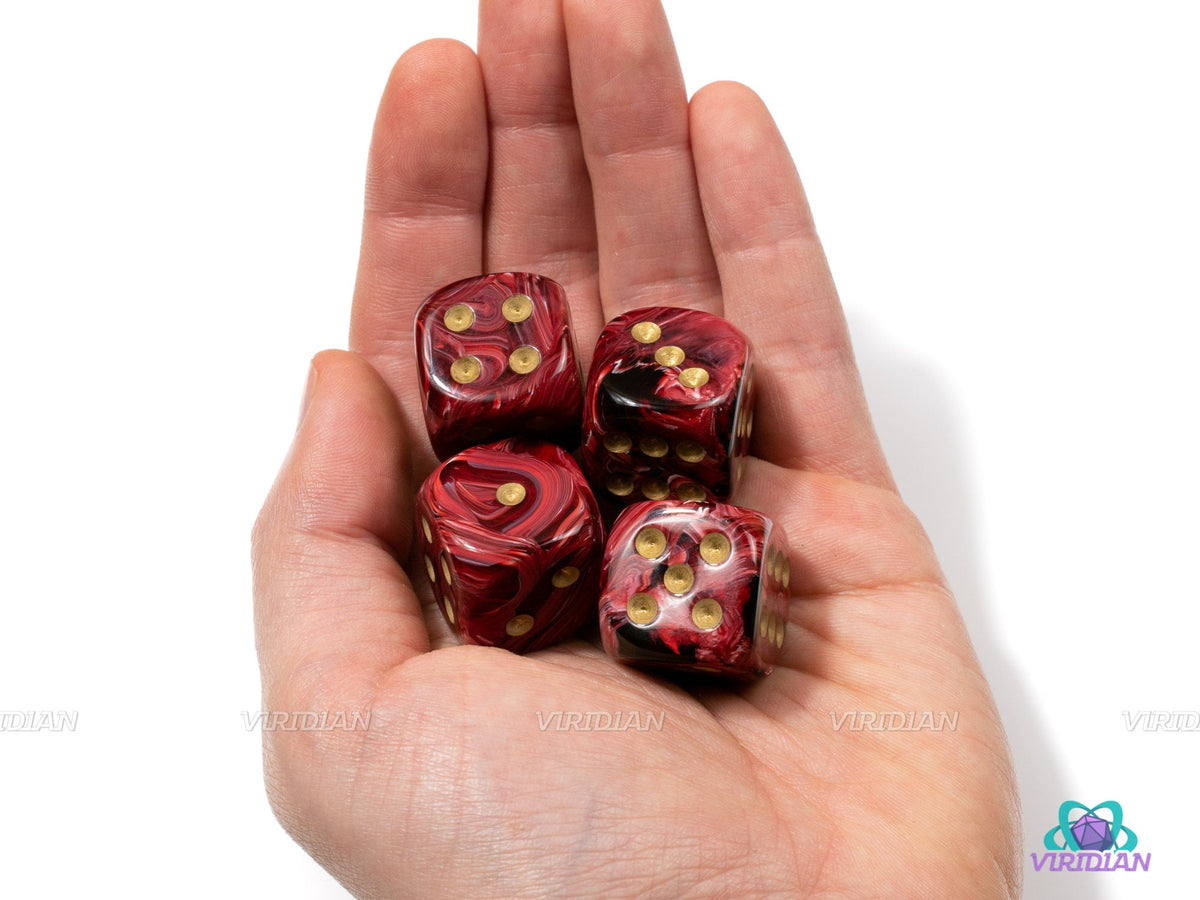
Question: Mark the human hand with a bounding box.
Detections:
[252,1,1021,896]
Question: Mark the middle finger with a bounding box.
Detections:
[564,0,723,320]
[478,0,605,367]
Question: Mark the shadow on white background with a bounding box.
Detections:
[852,314,1107,900]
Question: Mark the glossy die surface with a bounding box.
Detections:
[416,272,584,459]
[598,501,790,677]
[416,438,603,653]
[582,306,754,505]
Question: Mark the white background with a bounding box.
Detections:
[1,2,1196,897]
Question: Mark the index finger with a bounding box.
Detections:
[348,40,489,473]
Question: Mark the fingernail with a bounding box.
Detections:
[298,361,318,430]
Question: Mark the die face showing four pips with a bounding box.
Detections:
[415,272,584,459]
[597,501,791,677]
[582,306,755,506]
[412,277,787,673]
[415,439,604,653]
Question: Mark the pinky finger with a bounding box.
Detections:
[690,82,894,491]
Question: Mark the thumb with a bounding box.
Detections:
[252,349,430,714]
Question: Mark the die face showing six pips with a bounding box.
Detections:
[415,272,584,459]
[582,306,755,506]
[597,500,791,677]
[415,439,604,653]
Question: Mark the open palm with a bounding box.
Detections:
[253,1,1020,896]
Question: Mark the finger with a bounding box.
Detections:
[477,0,605,367]
[348,40,488,473]
[690,82,894,490]
[253,350,428,713]
[563,0,723,319]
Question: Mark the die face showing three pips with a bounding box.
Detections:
[582,306,755,506]
[415,272,584,459]
[598,500,791,677]
[415,438,604,653]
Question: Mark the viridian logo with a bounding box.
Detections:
[1031,801,1151,873]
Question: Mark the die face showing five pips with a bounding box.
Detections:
[412,277,787,673]
[415,272,584,460]
[597,500,790,677]
[582,306,755,506]
[415,438,604,653]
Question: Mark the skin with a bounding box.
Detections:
[252,1,1022,897]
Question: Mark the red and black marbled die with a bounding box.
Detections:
[416,272,584,459]
[415,438,604,653]
[598,500,790,677]
[582,306,755,506]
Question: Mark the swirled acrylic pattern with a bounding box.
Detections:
[582,306,753,503]
[416,272,584,459]
[598,500,790,677]
[416,438,604,653]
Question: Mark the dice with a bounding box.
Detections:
[598,500,790,677]
[582,306,755,506]
[415,438,604,653]
[415,272,584,459]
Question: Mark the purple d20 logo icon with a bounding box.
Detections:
[1070,814,1114,851]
